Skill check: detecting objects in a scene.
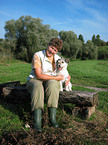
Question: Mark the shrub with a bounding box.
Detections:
[81,40,98,60]
[0,50,14,63]
[98,46,108,60]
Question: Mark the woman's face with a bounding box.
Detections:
[46,45,58,57]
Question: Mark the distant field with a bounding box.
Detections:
[0,59,108,88]
[68,60,108,88]
[0,60,31,84]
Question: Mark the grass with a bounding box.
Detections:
[98,91,108,115]
[68,60,108,88]
[0,60,31,84]
[0,59,108,88]
[0,101,23,132]
[0,59,108,144]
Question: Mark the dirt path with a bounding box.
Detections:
[73,84,108,92]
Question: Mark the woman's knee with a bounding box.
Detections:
[46,80,60,89]
[27,79,43,92]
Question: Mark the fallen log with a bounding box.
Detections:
[0,81,99,119]
[1,86,99,107]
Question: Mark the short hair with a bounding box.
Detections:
[49,38,63,51]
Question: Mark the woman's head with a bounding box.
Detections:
[49,38,63,51]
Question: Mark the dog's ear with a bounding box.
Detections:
[65,58,69,63]
[56,59,61,63]
[56,59,61,68]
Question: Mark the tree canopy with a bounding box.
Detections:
[1,15,107,61]
[4,16,58,62]
[59,31,82,60]
[78,34,84,43]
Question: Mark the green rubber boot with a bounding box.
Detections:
[48,107,59,128]
[33,109,42,132]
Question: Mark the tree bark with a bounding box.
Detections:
[59,91,99,107]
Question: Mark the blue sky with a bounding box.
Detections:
[0,0,108,42]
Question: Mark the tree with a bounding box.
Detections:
[59,31,82,59]
[92,34,96,44]
[100,40,106,46]
[96,34,101,46]
[4,19,16,40]
[78,34,84,43]
[4,15,58,62]
[92,34,106,46]
[98,46,108,60]
[82,40,98,60]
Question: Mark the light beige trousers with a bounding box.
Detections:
[27,79,60,111]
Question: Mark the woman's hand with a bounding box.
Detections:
[34,67,64,81]
[56,74,64,81]
[65,75,71,86]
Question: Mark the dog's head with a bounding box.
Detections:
[56,58,69,71]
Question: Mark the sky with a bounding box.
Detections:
[0,0,108,42]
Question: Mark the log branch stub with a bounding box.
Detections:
[0,81,21,97]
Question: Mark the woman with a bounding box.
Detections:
[27,38,71,132]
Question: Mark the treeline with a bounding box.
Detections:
[0,15,108,62]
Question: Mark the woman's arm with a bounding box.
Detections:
[34,67,64,81]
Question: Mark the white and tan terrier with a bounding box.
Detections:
[56,58,72,91]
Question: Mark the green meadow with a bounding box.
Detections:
[0,59,108,88]
[0,60,108,144]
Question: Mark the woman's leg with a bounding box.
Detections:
[27,79,44,111]
[44,80,60,108]
[44,80,60,127]
[27,79,44,131]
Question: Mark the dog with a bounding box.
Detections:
[56,58,72,91]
